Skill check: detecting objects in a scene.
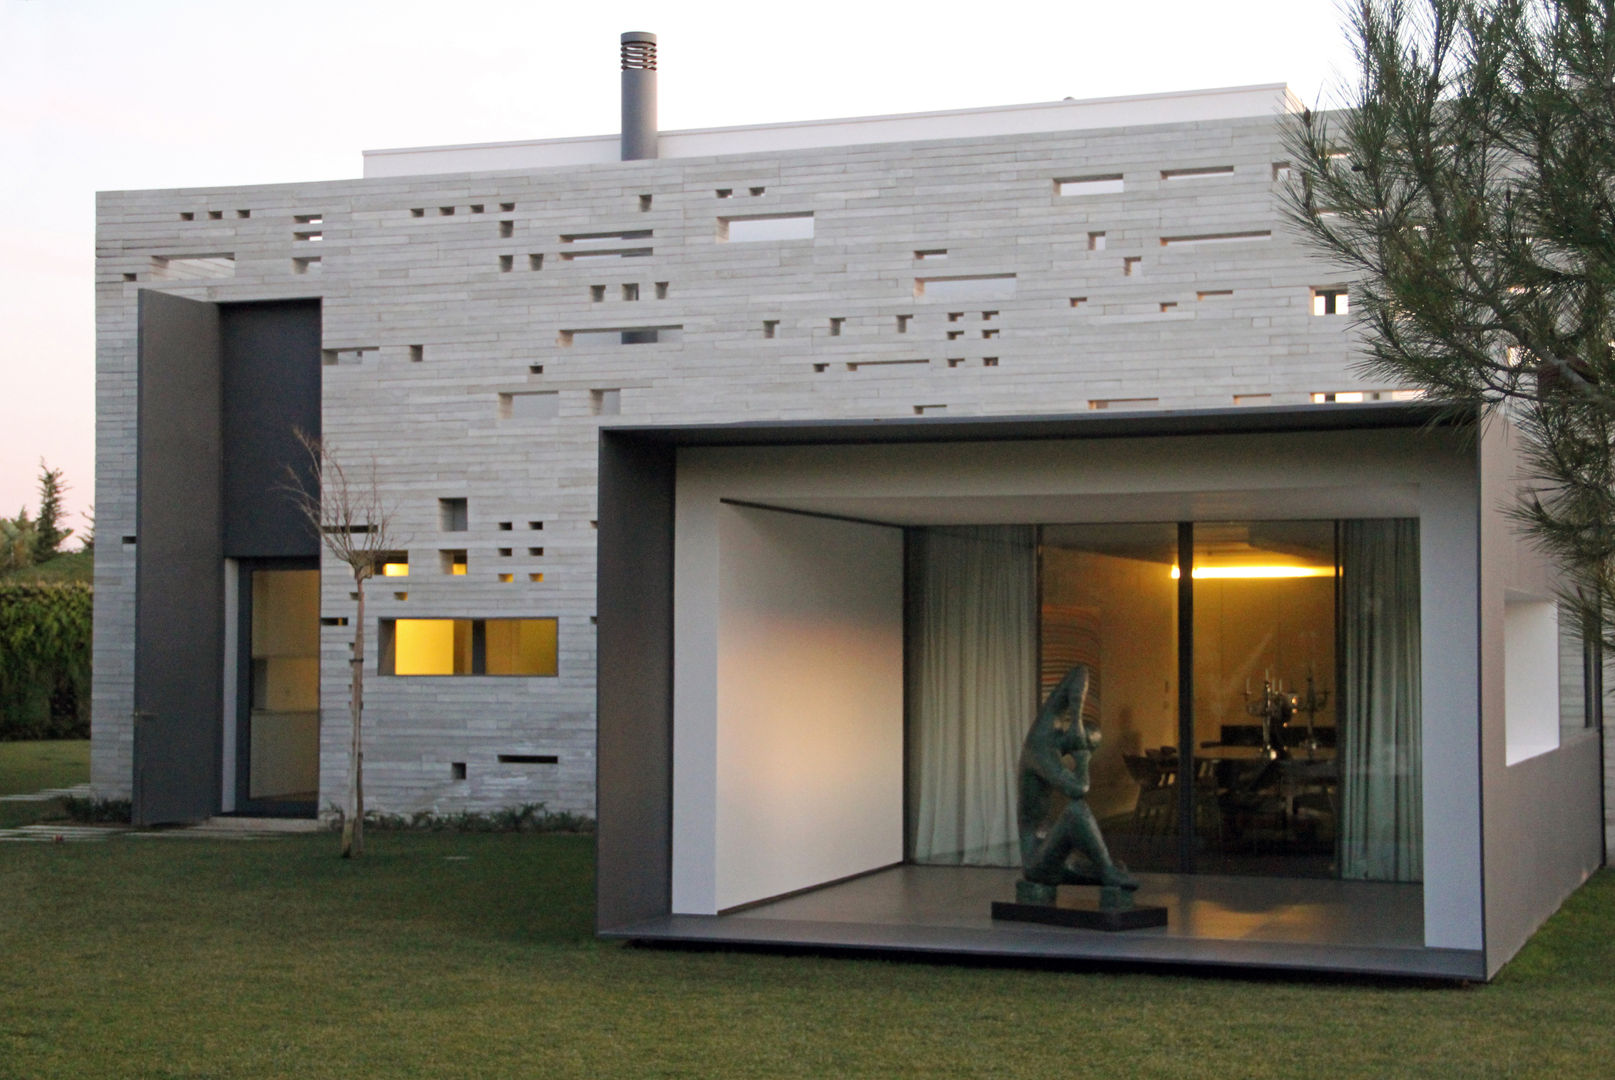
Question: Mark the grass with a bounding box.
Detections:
[0,740,89,797]
[0,740,88,828]
[1,832,1612,1079]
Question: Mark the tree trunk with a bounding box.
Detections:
[341,574,366,857]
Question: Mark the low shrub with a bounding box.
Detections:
[60,796,132,824]
[334,802,594,834]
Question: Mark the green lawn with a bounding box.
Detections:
[0,740,89,829]
[0,740,89,797]
[0,832,1610,1079]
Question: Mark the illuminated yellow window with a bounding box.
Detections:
[387,618,472,675]
[483,618,558,675]
[373,551,409,577]
[440,550,467,575]
[380,618,557,676]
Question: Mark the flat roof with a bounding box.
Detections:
[363,83,1303,178]
[599,401,1461,450]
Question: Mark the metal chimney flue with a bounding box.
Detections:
[620,31,658,161]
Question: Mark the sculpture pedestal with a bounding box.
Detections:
[992,882,1167,932]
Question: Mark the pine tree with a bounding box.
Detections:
[1284,0,1615,634]
[32,462,71,563]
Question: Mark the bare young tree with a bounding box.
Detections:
[285,431,402,858]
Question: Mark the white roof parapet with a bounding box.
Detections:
[362,84,1303,178]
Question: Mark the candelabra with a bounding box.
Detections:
[1244,673,1331,756]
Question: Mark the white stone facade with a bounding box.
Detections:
[94,95,1387,818]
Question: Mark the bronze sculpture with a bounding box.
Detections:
[1015,665,1139,905]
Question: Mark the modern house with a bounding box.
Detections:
[95,34,1605,978]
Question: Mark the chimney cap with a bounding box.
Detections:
[621,31,657,43]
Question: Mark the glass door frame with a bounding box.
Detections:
[231,556,320,818]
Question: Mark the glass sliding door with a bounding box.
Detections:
[1190,521,1339,877]
[906,526,1037,866]
[1038,524,1181,873]
[903,517,1421,885]
[1337,519,1422,882]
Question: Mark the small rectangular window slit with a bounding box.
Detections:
[1056,174,1124,196]
[1160,231,1271,247]
[1161,166,1236,181]
[1312,287,1350,315]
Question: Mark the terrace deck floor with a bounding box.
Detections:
[605,865,1485,980]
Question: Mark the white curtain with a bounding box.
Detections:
[907,525,1036,865]
[1339,519,1423,882]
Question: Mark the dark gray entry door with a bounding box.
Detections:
[133,290,224,825]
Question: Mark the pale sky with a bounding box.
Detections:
[0,0,1361,539]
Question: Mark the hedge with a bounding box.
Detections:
[0,582,91,740]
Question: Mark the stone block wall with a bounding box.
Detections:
[94,113,1371,815]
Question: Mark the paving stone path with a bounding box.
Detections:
[0,823,125,843]
[0,788,321,843]
[0,783,93,803]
